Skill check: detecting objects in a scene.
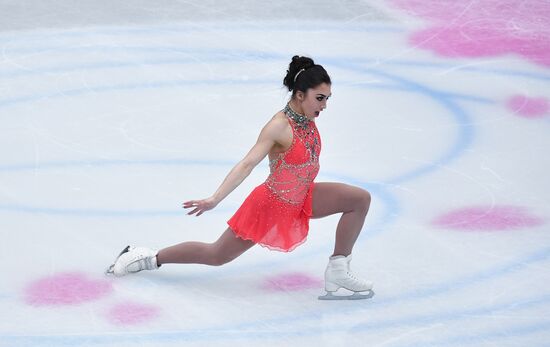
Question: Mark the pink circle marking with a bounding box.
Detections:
[433,205,544,231]
[506,95,549,118]
[262,272,323,292]
[107,302,160,325]
[24,272,113,306]
[390,0,550,68]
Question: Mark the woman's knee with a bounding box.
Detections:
[207,233,253,266]
[353,187,371,213]
[208,255,230,267]
[209,251,238,266]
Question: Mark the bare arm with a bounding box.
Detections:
[183,115,289,216]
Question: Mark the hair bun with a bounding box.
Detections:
[291,55,315,70]
[283,55,330,95]
[283,56,316,91]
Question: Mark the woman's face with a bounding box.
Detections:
[297,83,332,119]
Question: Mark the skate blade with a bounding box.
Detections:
[105,245,131,276]
[318,290,374,301]
[105,264,115,275]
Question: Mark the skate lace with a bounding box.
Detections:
[130,254,149,270]
[347,271,363,283]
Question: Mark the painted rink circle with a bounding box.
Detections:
[24,272,112,306]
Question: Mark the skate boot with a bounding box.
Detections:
[105,246,160,277]
[319,255,374,300]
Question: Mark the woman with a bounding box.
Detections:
[107,56,374,300]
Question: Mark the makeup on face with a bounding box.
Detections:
[305,84,332,118]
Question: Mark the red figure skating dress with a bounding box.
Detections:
[227,104,321,252]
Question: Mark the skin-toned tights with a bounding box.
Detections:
[156,182,371,266]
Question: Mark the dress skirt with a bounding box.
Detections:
[227,182,314,252]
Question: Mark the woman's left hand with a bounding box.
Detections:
[182,197,218,217]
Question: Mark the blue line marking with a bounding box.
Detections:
[0,55,477,217]
[405,320,550,347]
[2,292,549,345]
[325,60,476,185]
[0,157,236,172]
[0,22,406,44]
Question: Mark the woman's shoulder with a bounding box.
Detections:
[259,110,291,142]
[266,110,289,129]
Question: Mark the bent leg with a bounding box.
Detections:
[311,182,371,256]
[156,228,255,266]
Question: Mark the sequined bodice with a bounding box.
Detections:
[265,108,321,205]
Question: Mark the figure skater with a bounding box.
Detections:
[107,56,374,300]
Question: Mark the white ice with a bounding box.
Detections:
[1,1,549,346]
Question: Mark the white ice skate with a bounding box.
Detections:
[105,246,160,277]
[318,255,374,300]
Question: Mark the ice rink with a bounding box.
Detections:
[1,1,549,346]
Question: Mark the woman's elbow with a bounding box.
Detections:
[239,159,256,174]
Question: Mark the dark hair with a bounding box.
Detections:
[283,55,331,97]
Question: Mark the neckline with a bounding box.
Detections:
[284,103,312,127]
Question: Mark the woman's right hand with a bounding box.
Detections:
[182,197,218,217]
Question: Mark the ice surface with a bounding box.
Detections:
[1,1,549,346]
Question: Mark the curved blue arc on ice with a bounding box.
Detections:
[0,204,182,218]
[0,157,236,172]
[326,60,475,185]
[0,56,474,217]
[2,292,550,345]
[0,78,275,111]
[216,245,550,335]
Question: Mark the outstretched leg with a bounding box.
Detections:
[156,228,255,266]
[107,229,254,276]
[311,182,371,256]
